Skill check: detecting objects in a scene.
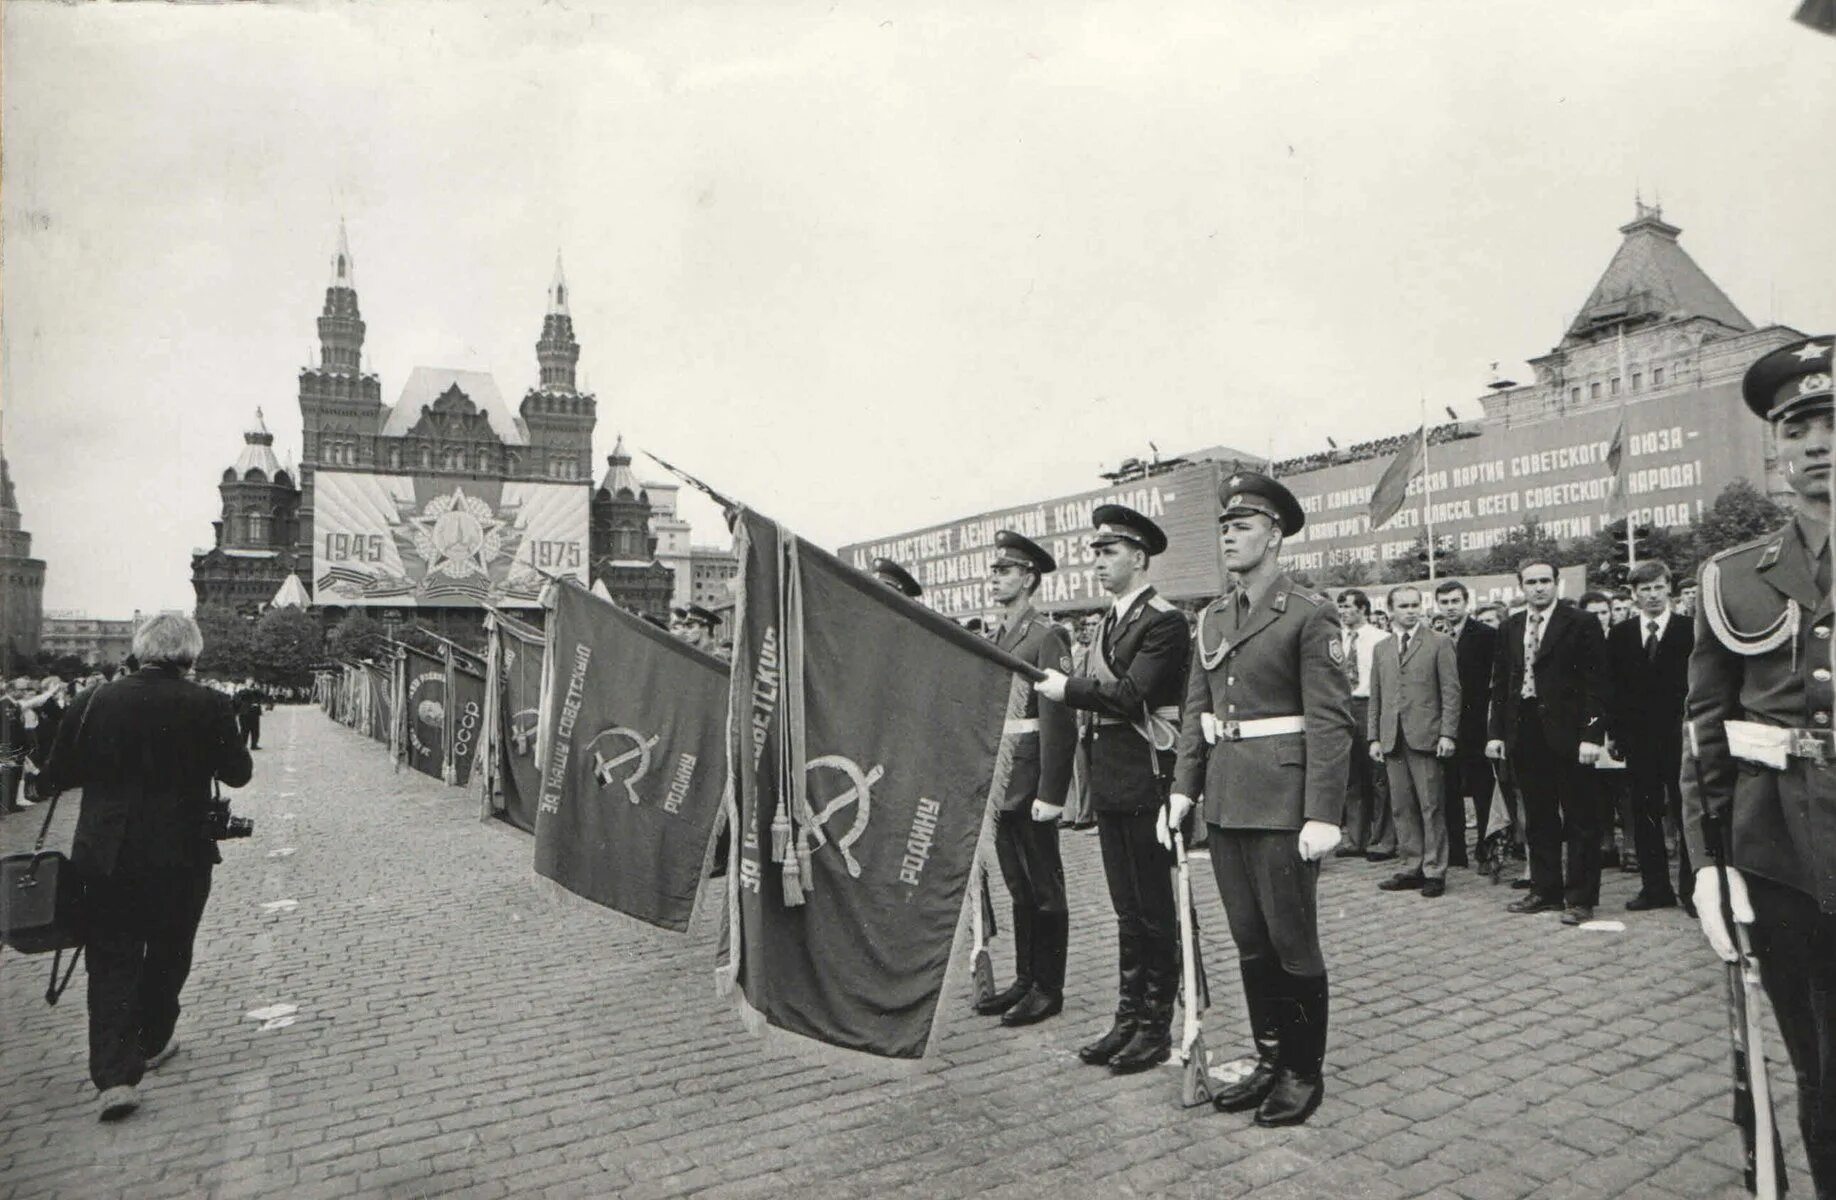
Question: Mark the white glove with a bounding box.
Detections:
[1577,741,1602,766]
[1030,799,1063,823]
[1693,866,1755,963]
[1033,669,1068,703]
[1297,820,1341,862]
[1199,713,1221,745]
[1158,792,1195,849]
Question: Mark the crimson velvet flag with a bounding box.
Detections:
[533,581,729,933]
[721,510,1036,1060]
[403,647,448,781]
[494,613,547,833]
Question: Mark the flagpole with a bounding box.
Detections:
[1618,323,1635,572]
[1420,395,1436,582]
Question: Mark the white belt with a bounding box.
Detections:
[1201,714,1304,745]
[1003,718,1039,736]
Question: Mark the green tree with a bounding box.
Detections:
[1693,478,1787,560]
[195,603,255,678]
[251,606,325,686]
[1321,556,1376,587]
[327,610,386,661]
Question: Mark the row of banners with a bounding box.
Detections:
[316,507,1038,1062]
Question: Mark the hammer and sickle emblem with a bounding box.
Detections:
[589,726,662,805]
[509,709,540,757]
[802,754,883,878]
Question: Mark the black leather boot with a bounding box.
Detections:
[1078,1013,1137,1065]
[1003,912,1066,1027]
[1109,940,1176,1073]
[1212,960,1284,1113]
[1255,972,1328,1127]
[975,907,1033,1016]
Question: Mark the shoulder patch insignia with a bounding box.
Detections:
[1328,637,1345,665]
[1058,654,1073,673]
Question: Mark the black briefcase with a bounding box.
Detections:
[1,790,85,1003]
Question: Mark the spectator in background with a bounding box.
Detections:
[1371,610,1392,634]
[0,681,26,815]
[1474,602,1506,630]
[1368,586,1461,897]
[1060,612,1103,831]
[232,679,267,750]
[1609,591,1634,626]
[1580,591,1612,630]
[1605,561,1694,914]
[1435,581,1498,870]
[1675,577,1699,617]
[1333,590,1395,862]
[1579,590,1637,872]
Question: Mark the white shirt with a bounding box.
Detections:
[1341,622,1388,699]
[1639,607,1672,646]
[1521,603,1554,698]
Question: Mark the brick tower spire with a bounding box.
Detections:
[317,219,366,374]
[519,251,594,480]
[536,252,580,392]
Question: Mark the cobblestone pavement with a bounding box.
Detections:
[1,708,1816,1199]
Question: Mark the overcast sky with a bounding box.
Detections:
[4,1,1832,616]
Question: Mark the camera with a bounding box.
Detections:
[203,796,255,841]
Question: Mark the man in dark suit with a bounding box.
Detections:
[1369,585,1461,897]
[1606,559,1694,913]
[40,614,253,1122]
[976,530,1078,1027]
[1035,504,1190,1074]
[1435,581,1497,868]
[1167,473,1353,1126]
[232,679,267,750]
[1487,561,1610,924]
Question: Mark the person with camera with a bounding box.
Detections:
[38,613,253,1122]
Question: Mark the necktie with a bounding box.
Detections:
[1343,632,1360,691]
[1100,609,1116,654]
[1645,619,1660,661]
[1523,612,1543,699]
[1399,630,1411,660]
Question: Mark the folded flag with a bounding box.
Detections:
[722,509,1035,1060]
[533,581,730,933]
[1368,426,1425,530]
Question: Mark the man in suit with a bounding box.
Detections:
[232,679,267,750]
[1332,589,1395,861]
[1166,472,1353,1126]
[976,530,1078,1027]
[1686,335,1836,1197]
[1435,581,1498,869]
[1369,585,1461,897]
[1487,561,1610,925]
[1035,504,1190,1074]
[1606,559,1694,913]
[39,613,253,1122]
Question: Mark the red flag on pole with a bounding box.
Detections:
[721,508,1037,1060]
[533,581,730,933]
[1368,426,1425,529]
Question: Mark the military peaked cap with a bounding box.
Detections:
[1744,335,1833,423]
[871,557,924,598]
[1089,504,1168,556]
[991,529,1057,575]
[1218,470,1305,536]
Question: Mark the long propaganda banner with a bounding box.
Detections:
[312,471,588,608]
[837,461,1226,617]
[726,509,1033,1059]
[533,582,730,933]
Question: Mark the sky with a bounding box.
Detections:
[4,0,1833,616]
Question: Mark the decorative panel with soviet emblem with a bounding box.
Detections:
[312,471,588,606]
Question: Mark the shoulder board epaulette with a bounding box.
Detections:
[1286,588,1327,608]
[1701,546,1798,658]
[1147,594,1177,614]
[1706,530,1781,571]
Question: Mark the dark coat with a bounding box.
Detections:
[42,666,253,877]
[1605,609,1692,760]
[1488,601,1608,761]
[993,605,1077,812]
[1448,618,1497,751]
[1682,520,1836,914]
[1062,587,1191,814]
[1172,575,1355,830]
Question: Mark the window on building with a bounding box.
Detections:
[1570,387,1581,405]
[1631,371,1642,391]
[1610,378,1620,396]
[1652,366,1665,386]
[1589,382,1601,400]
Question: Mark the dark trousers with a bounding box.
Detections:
[0,759,20,812]
[1341,697,1393,853]
[1095,810,1178,1023]
[239,713,261,749]
[1442,754,1494,866]
[1513,703,1603,907]
[1627,740,1690,902]
[1746,875,1836,1198]
[993,808,1068,995]
[1207,827,1324,978]
[83,861,213,1091]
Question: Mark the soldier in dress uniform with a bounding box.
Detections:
[1685,335,1836,1196]
[871,557,924,599]
[1035,505,1191,1073]
[1166,472,1354,1127]
[975,530,1078,1027]
[668,604,719,653]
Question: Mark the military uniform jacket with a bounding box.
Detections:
[1062,587,1191,814]
[1683,518,1836,914]
[994,605,1077,812]
[1172,574,1355,830]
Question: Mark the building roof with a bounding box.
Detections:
[598,435,644,498]
[1564,203,1751,343]
[233,408,285,479]
[271,573,311,608]
[382,367,529,446]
